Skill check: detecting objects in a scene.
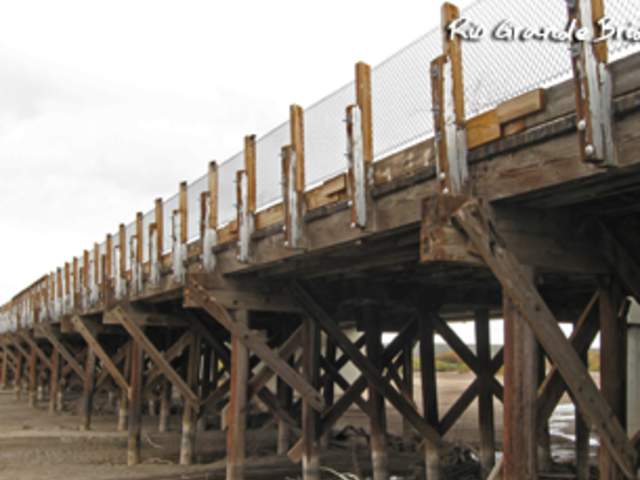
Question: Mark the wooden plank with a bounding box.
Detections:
[111,306,199,406]
[453,199,637,478]
[143,331,192,395]
[442,2,464,126]
[466,110,501,150]
[127,340,143,465]
[186,278,324,411]
[17,331,52,370]
[496,89,545,124]
[290,282,443,447]
[356,62,373,165]
[71,316,130,394]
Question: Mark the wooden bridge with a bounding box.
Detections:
[1,1,640,479]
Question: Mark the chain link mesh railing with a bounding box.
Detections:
[3,0,640,331]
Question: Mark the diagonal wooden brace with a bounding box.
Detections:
[71,316,130,394]
[290,282,443,447]
[96,340,130,390]
[598,222,640,303]
[36,325,85,380]
[186,278,325,412]
[17,331,52,370]
[143,331,192,397]
[110,306,199,406]
[452,199,637,478]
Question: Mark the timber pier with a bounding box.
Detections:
[1,1,640,479]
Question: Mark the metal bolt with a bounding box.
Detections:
[350,222,357,229]
[347,200,353,207]
[284,241,289,247]
[585,144,595,157]
[439,172,447,180]
[443,187,450,195]
[577,119,587,131]
[282,225,287,232]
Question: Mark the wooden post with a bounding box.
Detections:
[365,309,389,480]
[301,315,320,480]
[198,343,212,432]
[180,331,200,465]
[321,336,336,448]
[432,3,468,196]
[0,344,8,389]
[419,318,440,480]
[159,379,172,433]
[537,346,553,472]
[503,287,538,480]
[576,349,591,480]
[277,366,293,454]
[226,310,249,480]
[237,136,256,263]
[80,348,97,431]
[128,340,143,466]
[14,345,23,399]
[28,342,37,408]
[203,161,218,273]
[474,309,495,478]
[155,198,163,259]
[567,0,616,166]
[599,277,626,479]
[118,342,130,432]
[283,105,305,249]
[49,349,60,414]
[402,335,415,446]
[179,182,188,245]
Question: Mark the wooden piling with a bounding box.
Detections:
[503,291,538,480]
[180,331,200,465]
[159,379,172,433]
[576,350,591,480]
[226,310,249,480]
[365,310,389,480]
[28,344,37,408]
[301,315,320,480]
[80,348,96,430]
[474,309,495,478]
[127,340,143,466]
[599,278,626,480]
[419,317,440,480]
[49,348,60,414]
[118,342,131,432]
[401,335,414,446]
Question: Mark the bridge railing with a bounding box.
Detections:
[1,0,638,332]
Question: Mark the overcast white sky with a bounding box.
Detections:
[0,0,484,303]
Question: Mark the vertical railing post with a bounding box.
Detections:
[568,0,616,166]
[150,198,163,285]
[346,62,374,229]
[237,135,256,263]
[93,242,100,305]
[64,262,71,315]
[83,249,90,309]
[283,105,305,249]
[105,234,113,305]
[202,161,218,273]
[432,3,468,196]
[56,267,63,319]
[172,182,188,283]
[115,223,127,300]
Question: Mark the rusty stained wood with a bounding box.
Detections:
[452,199,637,478]
[208,161,218,230]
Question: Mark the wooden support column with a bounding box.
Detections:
[0,344,8,389]
[202,161,218,273]
[237,135,256,263]
[118,343,131,432]
[14,345,23,399]
[80,348,97,431]
[599,277,626,480]
[474,309,495,478]
[277,364,293,455]
[402,334,415,446]
[159,379,172,433]
[419,317,440,480]
[49,348,60,414]
[321,336,336,448]
[226,310,249,480]
[28,342,37,408]
[197,343,212,432]
[180,331,200,465]
[576,349,591,480]
[301,315,320,480]
[127,340,143,466]
[365,309,389,480]
[537,346,553,472]
[503,272,538,480]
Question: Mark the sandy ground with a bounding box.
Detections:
[0,372,591,480]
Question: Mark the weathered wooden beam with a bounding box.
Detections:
[80,348,97,431]
[71,316,130,394]
[598,222,640,303]
[186,278,324,411]
[202,161,218,273]
[419,316,440,479]
[17,331,52,370]
[143,331,192,396]
[111,306,199,406]
[452,199,637,478]
[49,348,60,414]
[180,331,200,465]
